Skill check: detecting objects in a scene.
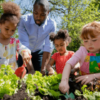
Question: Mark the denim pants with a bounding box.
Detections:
[17,50,43,71]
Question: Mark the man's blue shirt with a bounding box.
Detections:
[18,14,56,53]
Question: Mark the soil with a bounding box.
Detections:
[0,81,32,100]
[68,74,87,100]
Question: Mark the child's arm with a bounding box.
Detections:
[16,39,31,65]
[59,46,86,93]
[16,39,34,74]
[46,58,55,75]
[59,63,72,94]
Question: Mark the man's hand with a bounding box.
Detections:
[41,52,51,75]
[41,68,46,75]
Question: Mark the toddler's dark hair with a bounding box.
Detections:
[0,1,21,24]
[50,29,71,43]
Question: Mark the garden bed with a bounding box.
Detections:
[0,80,85,100]
[0,65,100,100]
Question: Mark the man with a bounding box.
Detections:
[17,0,56,75]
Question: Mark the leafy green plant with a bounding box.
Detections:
[23,71,63,99]
[75,85,100,100]
[0,64,72,99]
[0,64,20,98]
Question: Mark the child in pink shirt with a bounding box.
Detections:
[46,29,74,74]
[59,21,100,94]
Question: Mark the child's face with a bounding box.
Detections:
[54,39,68,55]
[0,21,17,39]
[83,34,100,53]
[33,4,49,26]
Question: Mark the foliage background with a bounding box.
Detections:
[0,0,4,17]
[0,0,100,52]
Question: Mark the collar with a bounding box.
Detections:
[30,15,48,30]
[30,15,35,24]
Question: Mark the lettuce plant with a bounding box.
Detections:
[0,64,20,98]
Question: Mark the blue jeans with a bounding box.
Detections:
[17,50,43,71]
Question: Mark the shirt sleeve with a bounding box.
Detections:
[16,39,31,56]
[68,51,74,58]
[43,21,56,53]
[51,53,57,61]
[67,46,87,68]
[17,17,29,49]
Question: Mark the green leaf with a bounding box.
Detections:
[75,90,82,96]
[31,95,43,100]
[93,91,100,97]
[87,95,96,100]
[48,90,63,99]
[81,85,87,91]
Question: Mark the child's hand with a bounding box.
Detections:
[48,67,55,75]
[75,74,95,85]
[22,51,32,65]
[59,79,69,94]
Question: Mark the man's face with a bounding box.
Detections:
[33,4,49,26]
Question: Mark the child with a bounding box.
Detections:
[59,21,100,94]
[0,2,32,77]
[46,29,76,75]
